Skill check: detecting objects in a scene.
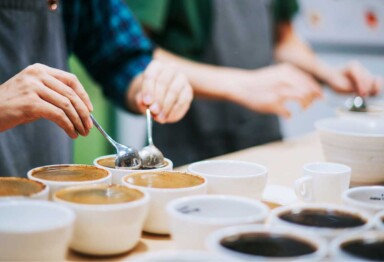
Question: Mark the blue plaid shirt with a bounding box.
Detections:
[62,0,153,109]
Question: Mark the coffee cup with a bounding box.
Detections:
[167,195,269,249]
[294,162,351,204]
[94,154,173,184]
[206,225,327,261]
[122,171,207,234]
[129,250,233,262]
[187,160,267,199]
[374,210,384,231]
[0,177,49,200]
[343,186,384,215]
[28,164,111,199]
[0,200,75,260]
[54,184,149,256]
[331,231,384,261]
[269,203,372,239]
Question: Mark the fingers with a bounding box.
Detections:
[372,76,383,96]
[165,82,193,123]
[142,60,163,107]
[160,74,185,122]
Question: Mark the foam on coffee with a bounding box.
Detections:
[125,171,204,189]
[31,165,109,182]
[279,209,366,228]
[97,156,168,170]
[0,177,45,196]
[55,184,144,204]
[220,232,317,257]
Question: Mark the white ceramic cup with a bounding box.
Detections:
[294,162,351,204]
[374,210,384,231]
[122,171,207,235]
[0,177,49,200]
[331,230,384,261]
[94,154,173,184]
[53,184,149,256]
[343,186,384,215]
[187,160,267,199]
[0,200,75,261]
[269,203,372,240]
[167,195,269,250]
[206,225,328,261]
[128,250,233,262]
[28,164,111,199]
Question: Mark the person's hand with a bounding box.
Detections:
[319,61,382,97]
[230,63,323,118]
[128,60,193,123]
[0,63,93,138]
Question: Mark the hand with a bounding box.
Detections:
[0,63,93,138]
[319,61,382,96]
[128,60,193,123]
[231,63,323,118]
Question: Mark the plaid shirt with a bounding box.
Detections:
[63,0,153,109]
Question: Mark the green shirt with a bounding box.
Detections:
[126,0,298,59]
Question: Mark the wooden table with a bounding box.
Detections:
[67,133,324,261]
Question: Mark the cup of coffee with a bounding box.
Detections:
[94,154,173,184]
[53,184,149,256]
[294,162,351,204]
[269,203,372,239]
[166,195,269,249]
[0,200,75,260]
[331,231,384,261]
[187,160,267,199]
[374,210,384,231]
[206,225,327,261]
[122,171,207,234]
[0,177,49,200]
[343,186,384,215]
[28,164,111,199]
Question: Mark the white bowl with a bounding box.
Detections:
[374,210,384,231]
[331,230,384,261]
[269,203,372,240]
[343,186,384,214]
[167,195,269,249]
[187,160,267,199]
[94,154,173,184]
[128,250,233,262]
[315,117,384,184]
[0,200,75,260]
[206,225,327,261]
[0,177,49,200]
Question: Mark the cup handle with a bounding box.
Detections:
[294,176,313,202]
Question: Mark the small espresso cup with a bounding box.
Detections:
[374,210,384,231]
[294,162,351,204]
[54,184,149,256]
[122,171,207,235]
[94,154,173,184]
[187,160,267,199]
[0,177,49,200]
[343,186,384,215]
[28,164,111,199]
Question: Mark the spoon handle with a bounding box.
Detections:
[90,114,118,148]
[146,108,154,145]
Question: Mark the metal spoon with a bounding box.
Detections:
[90,114,141,169]
[345,96,368,112]
[139,108,165,169]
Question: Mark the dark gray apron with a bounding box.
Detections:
[0,0,71,177]
[154,0,282,166]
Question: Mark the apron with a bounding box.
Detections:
[154,0,282,166]
[0,0,71,177]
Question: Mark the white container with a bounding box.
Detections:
[315,117,384,185]
[167,195,269,249]
[28,164,111,199]
[0,177,49,200]
[123,171,207,234]
[374,210,384,231]
[94,154,173,184]
[269,203,372,240]
[206,225,327,261]
[0,200,75,261]
[343,186,384,214]
[54,184,149,256]
[128,250,233,262]
[187,160,267,199]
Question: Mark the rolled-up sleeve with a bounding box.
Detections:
[64,0,154,109]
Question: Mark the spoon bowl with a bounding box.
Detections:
[345,96,367,112]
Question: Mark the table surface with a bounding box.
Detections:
[67,133,324,261]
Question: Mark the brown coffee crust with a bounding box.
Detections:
[0,177,45,196]
[32,165,109,182]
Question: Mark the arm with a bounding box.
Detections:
[274,22,382,96]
